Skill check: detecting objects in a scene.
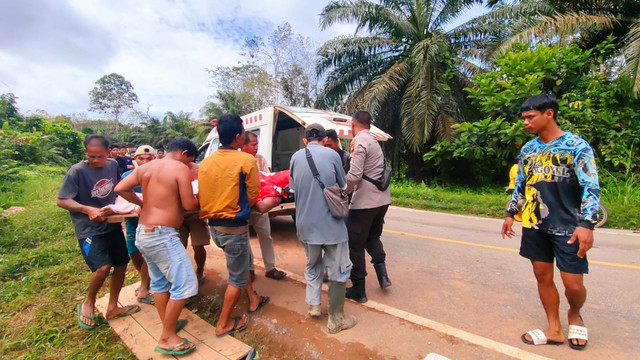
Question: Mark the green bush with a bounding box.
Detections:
[423,37,640,185]
[0,94,84,167]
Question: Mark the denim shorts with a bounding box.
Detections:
[135,225,198,300]
[520,227,588,274]
[210,228,250,289]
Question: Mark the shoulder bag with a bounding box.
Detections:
[362,144,391,191]
[305,148,349,219]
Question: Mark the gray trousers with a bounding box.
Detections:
[302,241,352,306]
[248,211,275,271]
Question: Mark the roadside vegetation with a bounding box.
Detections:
[0,166,135,359]
[391,180,640,230]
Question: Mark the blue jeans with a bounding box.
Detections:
[136,225,198,300]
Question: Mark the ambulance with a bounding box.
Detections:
[197,106,392,217]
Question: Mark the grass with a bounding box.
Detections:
[391,180,640,230]
[391,181,507,218]
[0,165,135,360]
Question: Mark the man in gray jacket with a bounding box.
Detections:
[290,123,357,334]
[345,111,392,303]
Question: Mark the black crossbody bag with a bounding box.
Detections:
[362,145,391,191]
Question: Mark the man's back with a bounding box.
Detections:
[199,148,259,223]
[346,130,391,209]
[137,158,193,228]
[289,143,348,245]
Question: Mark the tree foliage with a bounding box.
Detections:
[201,22,320,119]
[73,110,203,150]
[317,0,490,153]
[89,73,139,125]
[424,39,640,184]
[476,0,640,95]
[0,94,84,168]
[244,22,320,106]
[200,65,273,120]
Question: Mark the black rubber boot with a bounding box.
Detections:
[373,262,392,289]
[345,278,367,303]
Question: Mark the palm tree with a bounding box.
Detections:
[317,0,489,153]
[470,0,640,94]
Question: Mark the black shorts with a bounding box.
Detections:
[78,224,130,272]
[520,227,588,274]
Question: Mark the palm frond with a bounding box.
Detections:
[434,0,484,29]
[398,35,454,151]
[623,21,640,96]
[320,0,414,38]
[434,112,458,141]
[319,54,398,107]
[494,12,617,56]
[458,58,485,78]
[449,1,554,45]
[316,36,400,75]
[363,61,411,115]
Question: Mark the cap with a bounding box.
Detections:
[305,123,326,140]
[134,145,155,157]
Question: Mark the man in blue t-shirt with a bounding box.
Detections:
[501,94,598,350]
[57,135,140,330]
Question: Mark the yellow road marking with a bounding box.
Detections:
[384,229,640,270]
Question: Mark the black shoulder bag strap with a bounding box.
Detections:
[305,147,325,190]
[362,144,387,184]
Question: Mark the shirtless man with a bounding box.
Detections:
[115,137,199,356]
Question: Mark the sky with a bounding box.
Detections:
[0,0,488,120]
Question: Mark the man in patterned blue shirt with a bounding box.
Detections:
[501,94,598,351]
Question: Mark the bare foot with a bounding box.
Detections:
[215,314,248,336]
[248,293,269,313]
[106,304,140,320]
[568,310,587,347]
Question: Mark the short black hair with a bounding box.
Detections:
[217,114,244,146]
[85,135,110,149]
[109,143,119,150]
[352,110,372,127]
[167,137,198,157]
[325,129,338,141]
[521,94,559,121]
[156,147,165,152]
[244,131,258,145]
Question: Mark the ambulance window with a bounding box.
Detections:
[195,145,208,163]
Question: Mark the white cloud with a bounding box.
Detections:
[0,0,485,119]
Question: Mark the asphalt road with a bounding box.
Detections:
[254,206,640,359]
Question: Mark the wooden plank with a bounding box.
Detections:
[107,213,138,223]
[95,290,159,360]
[95,282,251,360]
[178,310,251,360]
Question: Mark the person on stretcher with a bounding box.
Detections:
[253,169,291,213]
